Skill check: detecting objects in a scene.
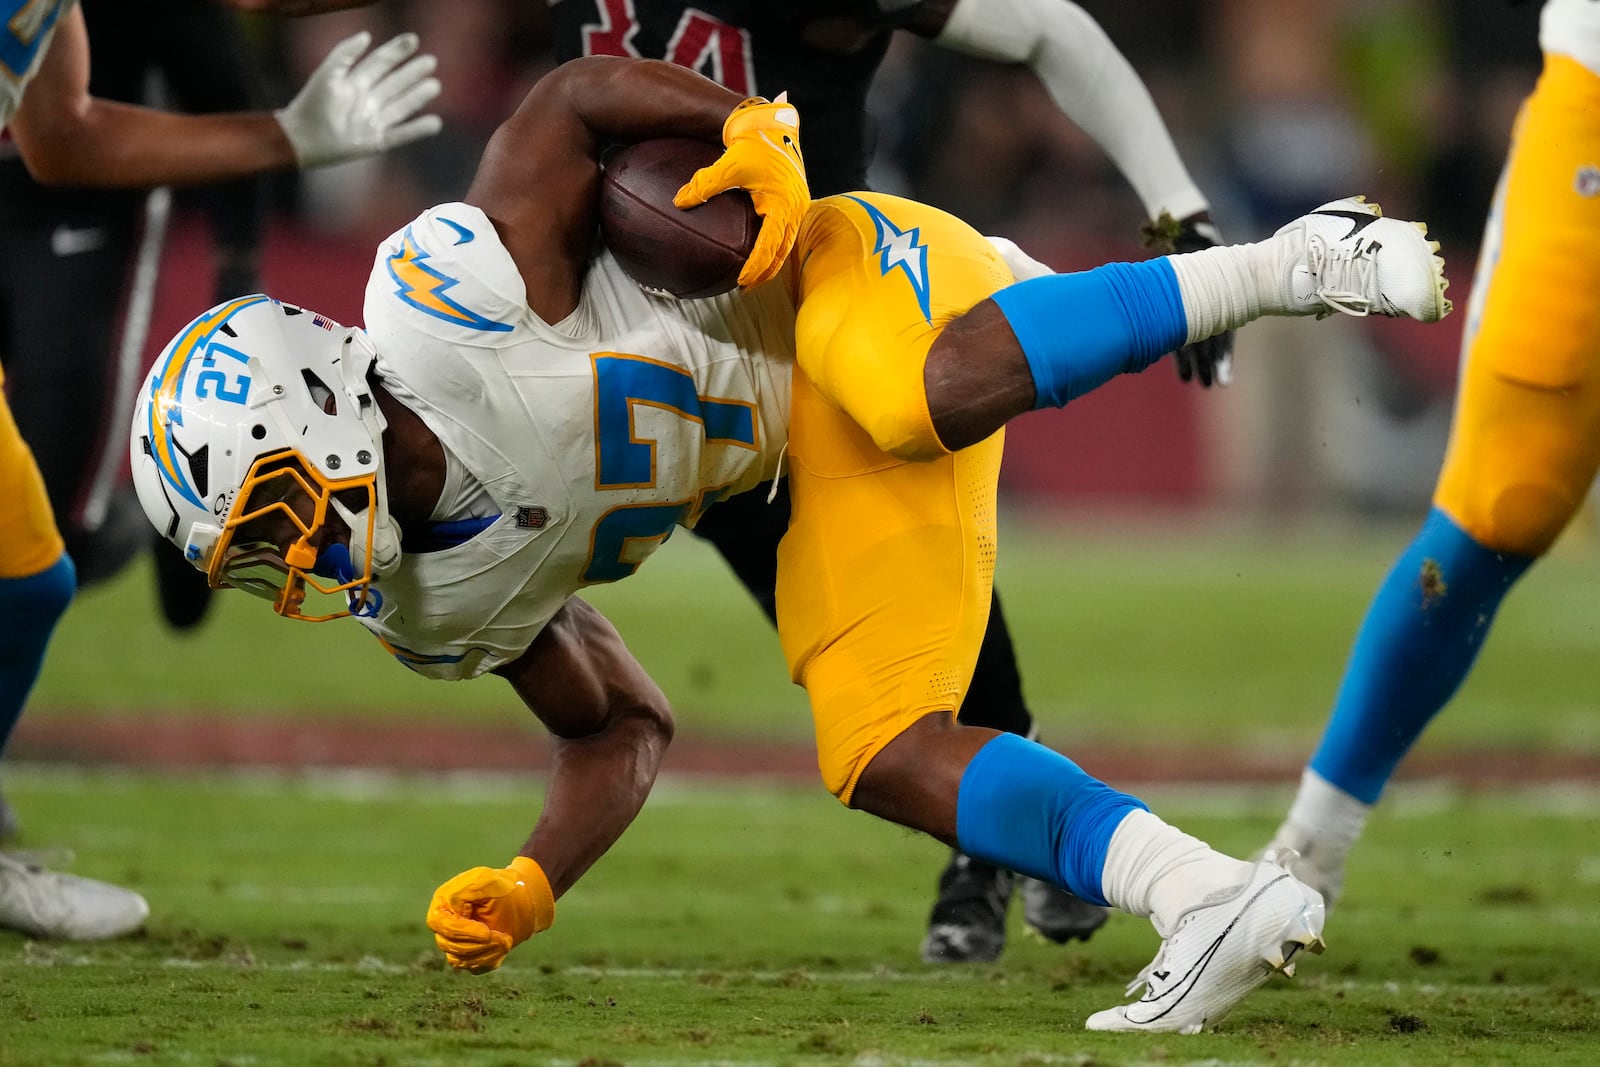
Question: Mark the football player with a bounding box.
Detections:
[549,0,1229,964]
[0,0,441,941]
[132,57,1451,1031]
[1266,0,1600,906]
[234,0,1234,965]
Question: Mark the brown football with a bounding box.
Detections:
[599,138,760,300]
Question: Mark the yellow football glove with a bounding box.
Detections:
[426,856,554,974]
[673,92,809,290]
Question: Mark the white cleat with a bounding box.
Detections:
[1263,820,1347,909]
[1274,196,1451,323]
[1085,849,1326,1035]
[0,851,149,941]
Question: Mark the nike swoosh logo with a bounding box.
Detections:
[438,217,475,246]
[1127,873,1291,1026]
[50,224,107,257]
[1312,209,1380,241]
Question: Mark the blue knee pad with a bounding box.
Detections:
[954,733,1147,906]
[0,552,76,755]
[1310,508,1532,803]
[992,258,1188,408]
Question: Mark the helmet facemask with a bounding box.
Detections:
[211,450,387,622]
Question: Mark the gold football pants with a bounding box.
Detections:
[776,193,1015,802]
[1434,53,1600,555]
[0,364,65,579]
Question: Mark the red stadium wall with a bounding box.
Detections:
[998,371,1202,503]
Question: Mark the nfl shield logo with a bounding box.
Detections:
[515,506,548,529]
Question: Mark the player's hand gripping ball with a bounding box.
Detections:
[600,137,763,300]
[601,94,808,298]
[677,93,809,290]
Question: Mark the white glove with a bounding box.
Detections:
[275,31,443,168]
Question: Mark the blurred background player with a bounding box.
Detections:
[0,0,269,632]
[0,0,441,941]
[552,0,1231,965]
[1265,0,1600,906]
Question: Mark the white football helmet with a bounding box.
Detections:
[130,295,401,621]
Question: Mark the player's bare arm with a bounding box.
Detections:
[10,11,439,188]
[492,597,675,900]
[423,598,673,974]
[468,56,808,318]
[10,7,290,186]
[466,56,745,322]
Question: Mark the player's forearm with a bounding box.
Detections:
[12,100,296,188]
[522,709,673,899]
[555,56,746,153]
[937,0,1209,221]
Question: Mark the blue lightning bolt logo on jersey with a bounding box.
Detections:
[385,226,513,333]
[844,194,932,323]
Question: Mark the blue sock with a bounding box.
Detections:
[954,733,1147,906]
[1310,509,1532,803]
[992,258,1188,408]
[0,552,76,756]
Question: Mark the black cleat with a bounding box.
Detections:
[152,533,214,632]
[1020,876,1109,944]
[920,851,1014,964]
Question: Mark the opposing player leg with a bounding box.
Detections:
[2,202,145,587]
[0,384,149,940]
[1268,53,1600,904]
[781,194,1325,1032]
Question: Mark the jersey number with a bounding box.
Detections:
[582,0,756,97]
[582,353,758,583]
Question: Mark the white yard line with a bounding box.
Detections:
[8,762,1600,815]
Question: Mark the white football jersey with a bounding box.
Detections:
[0,0,74,128]
[359,203,796,679]
[1543,0,1600,74]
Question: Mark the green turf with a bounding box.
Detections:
[29,517,1600,750]
[2,768,1598,1066]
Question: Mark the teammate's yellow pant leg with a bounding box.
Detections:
[1435,53,1600,556]
[777,193,1013,802]
[0,368,65,579]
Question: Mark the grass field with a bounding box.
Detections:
[25,515,1600,752]
[3,768,1599,1066]
[5,515,1599,1064]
